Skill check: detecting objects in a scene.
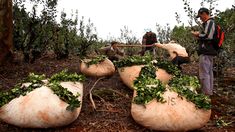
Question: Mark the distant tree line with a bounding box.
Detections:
[11,0,235,67]
[13,0,100,62]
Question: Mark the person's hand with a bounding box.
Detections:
[191,31,200,37]
[154,43,161,48]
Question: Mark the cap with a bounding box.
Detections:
[196,7,209,18]
[111,41,118,45]
[144,28,151,32]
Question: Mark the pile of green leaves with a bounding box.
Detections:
[0,73,46,107]
[168,75,211,110]
[49,70,86,83]
[113,55,180,77]
[114,55,152,68]
[153,58,181,77]
[22,73,46,84]
[133,65,166,104]
[48,70,86,111]
[48,83,81,111]
[0,70,86,111]
[84,55,107,67]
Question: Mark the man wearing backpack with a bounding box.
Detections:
[191,7,218,96]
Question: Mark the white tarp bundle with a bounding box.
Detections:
[80,58,115,77]
[131,89,211,131]
[0,82,83,128]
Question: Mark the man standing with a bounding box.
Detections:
[141,29,157,56]
[191,7,217,96]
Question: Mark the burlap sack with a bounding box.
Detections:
[131,89,211,131]
[118,65,172,89]
[80,58,115,77]
[0,82,83,128]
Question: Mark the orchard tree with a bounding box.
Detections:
[0,0,13,65]
[76,17,98,58]
[13,0,59,62]
[119,26,139,55]
[155,23,171,44]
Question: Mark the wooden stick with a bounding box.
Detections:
[116,44,155,47]
[89,77,105,111]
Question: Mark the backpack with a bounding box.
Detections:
[213,23,225,51]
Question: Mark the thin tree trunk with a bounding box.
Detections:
[0,0,13,65]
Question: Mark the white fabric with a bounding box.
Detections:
[0,82,83,128]
[156,42,188,59]
[80,58,115,77]
[131,88,211,131]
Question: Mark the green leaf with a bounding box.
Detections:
[133,65,166,104]
[169,75,211,110]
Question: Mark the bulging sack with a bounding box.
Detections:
[131,90,211,131]
[0,82,83,128]
[80,58,115,77]
[118,65,172,89]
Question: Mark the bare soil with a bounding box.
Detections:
[0,55,234,132]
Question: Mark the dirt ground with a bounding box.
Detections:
[0,55,234,132]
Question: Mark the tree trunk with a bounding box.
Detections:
[0,0,13,65]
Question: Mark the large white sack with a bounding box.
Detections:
[0,82,83,128]
[131,89,211,131]
[118,65,172,89]
[80,58,115,77]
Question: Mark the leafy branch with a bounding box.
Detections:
[114,55,152,68]
[82,55,107,67]
[133,65,166,104]
[169,75,211,110]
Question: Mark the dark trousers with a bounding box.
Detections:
[141,47,155,56]
[172,56,190,69]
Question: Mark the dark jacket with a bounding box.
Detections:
[197,18,217,56]
[142,32,157,51]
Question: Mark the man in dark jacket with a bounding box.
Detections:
[140,29,157,56]
[191,7,217,96]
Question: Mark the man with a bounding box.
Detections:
[99,41,124,61]
[155,41,190,69]
[191,7,217,96]
[141,29,157,56]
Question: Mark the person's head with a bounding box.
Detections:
[196,7,210,22]
[111,41,118,48]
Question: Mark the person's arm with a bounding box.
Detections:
[142,33,147,44]
[192,19,215,41]
[140,35,147,55]
[116,48,124,56]
[98,46,110,55]
[142,38,146,45]
[199,20,215,41]
[155,43,167,49]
